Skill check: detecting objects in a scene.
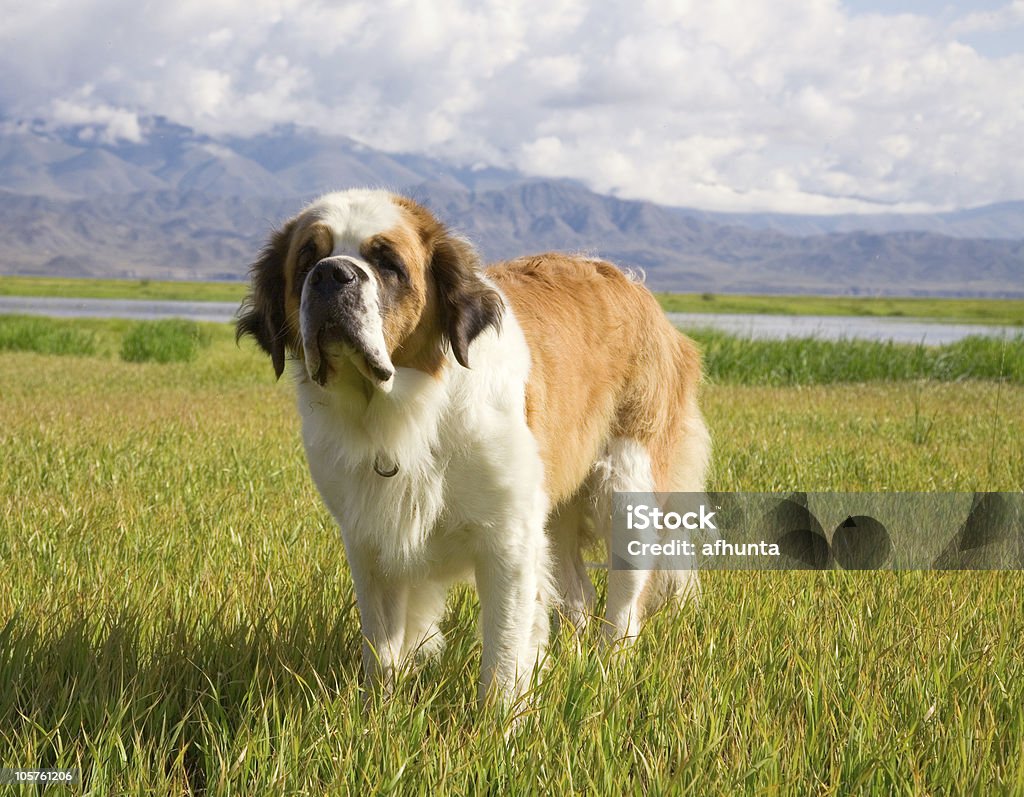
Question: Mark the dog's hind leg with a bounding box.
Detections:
[590,437,659,644]
[549,497,597,635]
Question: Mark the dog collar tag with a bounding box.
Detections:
[373,455,399,478]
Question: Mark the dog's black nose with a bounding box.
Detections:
[309,258,357,291]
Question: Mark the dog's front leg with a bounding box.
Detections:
[474,531,550,705]
[347,547,408,698]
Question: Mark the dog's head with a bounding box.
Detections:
[237,190,503,391]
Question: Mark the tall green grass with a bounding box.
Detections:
[688,328,1024,385]
[120,320,209,363]
[2,315,1022,385]
[0,314,97,356]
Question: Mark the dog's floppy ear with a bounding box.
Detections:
[431,233,503,368]
[236,221,294,379]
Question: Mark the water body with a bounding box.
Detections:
[667,312,1020,345]
[0,296,1018,345]
[0,296,240,323]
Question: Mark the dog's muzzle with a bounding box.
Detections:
[300,257,395,390]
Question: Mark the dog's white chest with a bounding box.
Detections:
[294,314,541,577]
[298,369,453,571]
[318,454,450,573]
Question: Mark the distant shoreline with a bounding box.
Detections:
[1,274,1022,327]
[1,295,1021,348]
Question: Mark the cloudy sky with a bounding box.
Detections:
[1,0,1022,213]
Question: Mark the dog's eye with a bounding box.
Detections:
[373,248,407,282]
[299,241,318,263]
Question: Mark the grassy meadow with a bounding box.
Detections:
[657,290,1024,326]
[0,275,245,303]
[1,317,1023,794]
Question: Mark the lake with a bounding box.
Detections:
[666,312,1019,345]
[0,296,1018,345]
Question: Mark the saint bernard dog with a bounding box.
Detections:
[237,188,710,704]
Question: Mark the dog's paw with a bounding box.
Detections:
[408,625,446,661]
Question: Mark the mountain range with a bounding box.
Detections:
[1,118,1022,296]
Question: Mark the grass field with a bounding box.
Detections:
[3,314,1023,386]
[657,291,1024,326]
[2,322,1023,794]
[0,275,246,303]
[2,273,1023,325]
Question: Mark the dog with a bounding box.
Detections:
[237,189,710,703]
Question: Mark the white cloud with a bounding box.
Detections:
[526,55,582,91]
[49,95,143,143]
[0,0,1021,212]
[949,0,1024,35]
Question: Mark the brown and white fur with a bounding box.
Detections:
[237,189,710,704]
